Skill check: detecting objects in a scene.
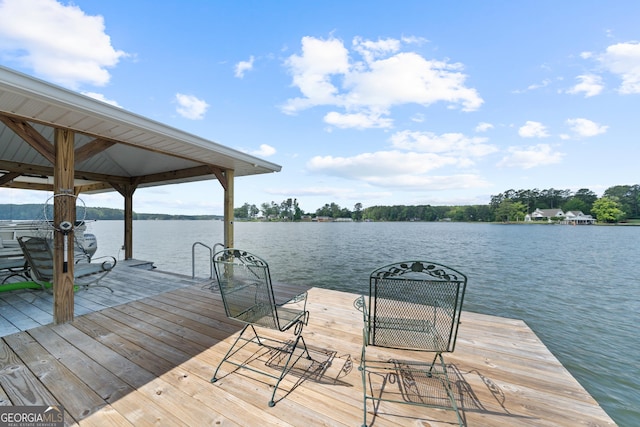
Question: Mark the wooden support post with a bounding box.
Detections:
[223,169,234,249]
[110,182,137,260]
[53,128,75,324]
[123,184,135,259]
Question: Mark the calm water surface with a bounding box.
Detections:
[89,220,639,426]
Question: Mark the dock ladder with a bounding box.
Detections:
[191,241,225,279]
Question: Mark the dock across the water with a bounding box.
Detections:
[0,262,617,426]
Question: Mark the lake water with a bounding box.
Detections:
[88,220,639,426]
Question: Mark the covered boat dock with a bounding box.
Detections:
[0,65,280,323]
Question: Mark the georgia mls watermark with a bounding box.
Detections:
[0,406,64,427]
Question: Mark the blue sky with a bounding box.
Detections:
[1,0,639,215]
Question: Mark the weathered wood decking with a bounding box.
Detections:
[0,260,199,337]
[0,264,616,426]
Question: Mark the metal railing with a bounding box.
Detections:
[191,241,224,279]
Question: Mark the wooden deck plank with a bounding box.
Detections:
[74,313,183,378]
[77,406,134,427]
[0,300,43,332]
[0,265,617,426]
[2,331,106,423]
[71,314,287,426]
[0,337,59,406]
[112,301,224,347]
[0,265,211,333]
[66,317,217,427]
[27,326,134,403]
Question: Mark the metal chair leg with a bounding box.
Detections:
[211,324,252,383]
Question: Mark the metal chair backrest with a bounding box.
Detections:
[367,261,467,353]
[18,236,54,282]
[213,248,282,330]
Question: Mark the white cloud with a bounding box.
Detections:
[411,113,425,123]
[526,79,551,91]
[282,35,483,128]
[234,55,255,78]
[566,118,608,137]
[81,92,121,107]
[498,144,564,169]
[475,122,494,132]
[598,41,640,94]
[512,78,551,94]
[282,36,350,113]
[390,130,498,157]
[518,121,549,138]
[0,0,127,89]
[306,128,496,191]
[324,111,393,129]
[308,151,459,178]
[175,93,209,120]
[250,144,276,157]
[307,150,488,190]
[566,74,604,97]
[364,173,489,190]
[352,36,401,64]
[343,52,482,110]
[265,186,359,197]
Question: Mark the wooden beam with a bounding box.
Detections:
[53,128,76,324]
[75,182,114,193]
[208,166,227,191]
[74,138,116,163]
[0,159,131,186]
[136,164,226,185]
[0,171,21,186]
[0,160,226,189]
[0,115,55,164]
[1,181,52,191]
[0,159,56,177]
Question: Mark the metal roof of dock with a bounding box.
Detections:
[0,65,281,192]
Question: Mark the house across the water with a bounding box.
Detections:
[525,208,596,224]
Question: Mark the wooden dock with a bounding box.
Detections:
[0,263,616,426]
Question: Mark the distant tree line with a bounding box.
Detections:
[2,184,637,224]
[236,184,639,224]
[0,204,221,221]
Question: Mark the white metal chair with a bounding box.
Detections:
[359,260,468,426]
[210,248,311,407]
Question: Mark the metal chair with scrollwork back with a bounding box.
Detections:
[358,261,467,427]
[210,248,311,407]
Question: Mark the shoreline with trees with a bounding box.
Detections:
[234,185,638,224]
[2,185,638,224]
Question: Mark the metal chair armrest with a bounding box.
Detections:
[91,255,117,271]
[355,295,368,318]
[282,291,306,305]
